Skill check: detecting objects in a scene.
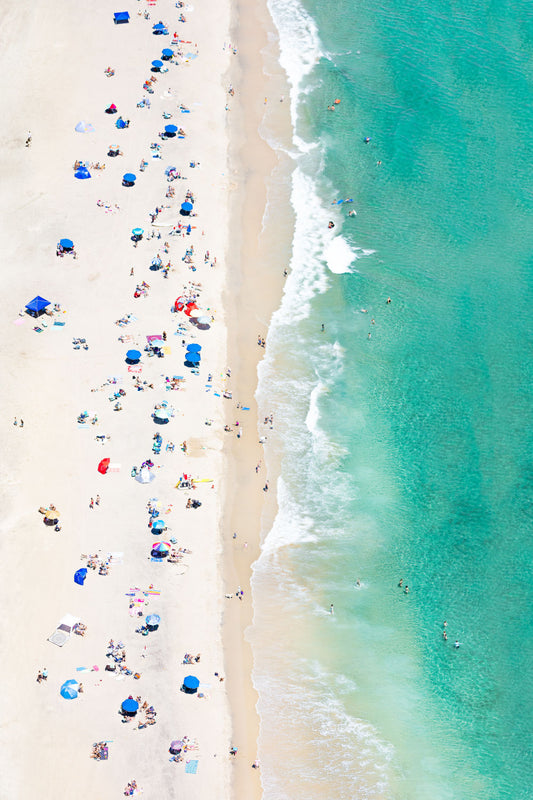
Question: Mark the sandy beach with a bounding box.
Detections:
[0,0,288,796]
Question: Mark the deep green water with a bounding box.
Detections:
[253,0,533,797]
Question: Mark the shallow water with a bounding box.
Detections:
[251,0,533,797]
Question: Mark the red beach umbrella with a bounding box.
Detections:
[98,458,111,475]
[184,303,198,317]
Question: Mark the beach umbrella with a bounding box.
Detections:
[126,349,142,363]
[185,352,200,364]
[105,103,118,114]
[169,740,183,754]
[152,60,163,69]
[195,316,211,328]
[122,173,137,186]
[180,201,193,215]
[146,614,161,628]
[132,227,144,237]
[60,679,80,699]
[162,48,174,59]
[182,675,200,693]
[98,458,110,474]
[74,568,87,586]
[186,343,201,352]
[164,124,178,136]
[121,698,139,715]
[184,302,198,317]
[154,408,170,424]
[136,467,155,484]
[151,541,170,554]
[153,22,167,32]
[152,519,165,531]
[59,238,74,250]
[75,121,95,133]
[74,167,91,179]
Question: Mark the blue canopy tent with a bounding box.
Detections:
[162,48,174,60]
[74,166,91,179]
[25,296,50,317]
[180,201,193,216]
[121,698,139,716]
[114,11,130,23]
[151,60,164,71]
[182,675,200,694]
[74,568,87,586]
[164,124,178,137]
[122,173,137,187]
[126,349,142,364]
[59,238,74,250]
[60,679,80,699]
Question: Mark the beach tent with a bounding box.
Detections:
[113,11,130,23]
[121,698,139,715]
[75,121,95,133]
[74,166,91,179]
[60,679,80,699]
[74,568,88,586]
[182,675,200,694]
[25,296,50,317]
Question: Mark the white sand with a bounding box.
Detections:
[0,0,240,796]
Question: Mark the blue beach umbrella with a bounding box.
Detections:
[162,48,173,59]
[152,519,165,531]
[153,22,167,33]
[132,227,144,237]
[182,675,200,693]
[74,167,91,179]
[121,698,139,715]
[123,172,137,186]
[165,124,178,135]
[186,343,201,352]
[126,349,142,363]
[59,238,74,250]
[180,202,193,215]
[60,679,80,699]
[185,352,200,364]
[152,60,163,69]
[146,614,161,628]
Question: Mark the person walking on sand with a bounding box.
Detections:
[13,418,17,426]
[20,419,24,428]
[89,498,94,509]
[95,495,100,506]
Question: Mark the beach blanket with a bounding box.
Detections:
[185,760,198,774]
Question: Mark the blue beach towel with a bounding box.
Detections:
[185,760,198,774]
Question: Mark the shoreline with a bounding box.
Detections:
[223,0,294,796]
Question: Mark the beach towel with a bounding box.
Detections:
[53,321,66,326]
[185,760,198,774]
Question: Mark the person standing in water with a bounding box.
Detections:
[329,604,334,614]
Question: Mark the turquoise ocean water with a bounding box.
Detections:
[251,0,533,798]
